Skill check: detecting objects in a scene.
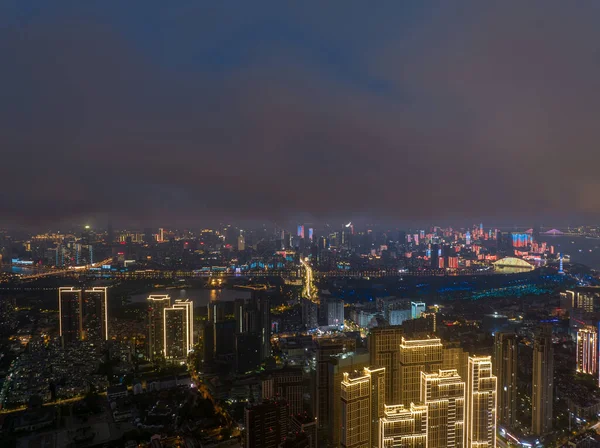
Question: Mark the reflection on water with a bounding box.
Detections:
[131,288,251,307]
[540,236,600,269]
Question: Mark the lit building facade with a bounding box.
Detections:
[369,326,403,405]
[493,333,517,428]
[379,403,428,448]
[398,337,443,405]
[59,287,82,346]
[531,325,553,435]
[421,369,465,448]
[82,287,108,341]
[147,295,171,360]
[411,302,426,320]
[576,325,597,376]
[340,367,385,448]
[164,299,194,360]
[465,356,497,448]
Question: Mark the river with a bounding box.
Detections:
[130,288,251,307]
[539,235,600,269]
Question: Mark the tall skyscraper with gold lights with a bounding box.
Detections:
[378,403,428,448]
[398,337,443,405]
[369,326,403,404]
[465,356,497,448]
[493,332,517,428]
[164,299,194,360]
[576,325,597,375]
[82,286,108,341]
[147,295,171,360]
[421,369,465,448]
[340,366,385,448]
[59,287,82,346]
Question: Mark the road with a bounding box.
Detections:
[299,258,317,302]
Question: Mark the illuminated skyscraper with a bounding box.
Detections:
[308,227,314,242]
[442,341,469,382]
[147,295,171,360]
[577,326,597,376]
[340,366,385,448]
[59,287,82,346]
[369,326,403,405]
[411,302,426,319]
[493,333,517,428]
[164,299,194,360]
[378,403,428,448]
[237,233,246,251]
[421,369,465,448]
[298,225,305,239]
[329,351,371,447]
[531,325,553,435]
[465,356,497,448]
[82,287,109,341]
[398,337,443,405]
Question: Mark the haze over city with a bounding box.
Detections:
[3,1,600,228]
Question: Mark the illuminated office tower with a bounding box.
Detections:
[411,302,426,319]
[577,326,597,375]
[421,369,465,448]
[442,341,469,382]
[369,326,403,405]
[164,299,194,359]
[531,325,554,435]
[298,225,305,239]
[378,403,428,448]
[147,295,171,360]
[59,287,82,345]
[465,356,497,448]
[340,366,385,448]
[398,337,443,405]
[493,333,517,428]
[82,287,108,341]
[308,227,314,242]
[329,351,371,447]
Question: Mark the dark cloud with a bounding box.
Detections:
[1,2,600,229]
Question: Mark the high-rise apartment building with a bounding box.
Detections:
[81,287,108,341]
[411,302,426,320]
[493,333,518,428]
[369,326,403,405]
[147,295,171,360]
[244,399,289,448]
[398,337,443,405]
[262,367,304,417]
[164,299,194,360]
[465,356,497,448]
[532,325,554,435]
[60,286,109,345]
[378,403,428,448]
[442,341,469,382]
[328,350,371,447]
[576,325,598,375]
[421,369,465,448]
[340,367,385,448]
[59,287,82,346]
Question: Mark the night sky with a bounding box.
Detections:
[2,1,600,229]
